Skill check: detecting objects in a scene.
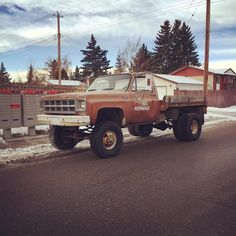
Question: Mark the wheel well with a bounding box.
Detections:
[166,106,205,121]
[96,108,124,126]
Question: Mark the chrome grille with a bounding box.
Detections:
[43,100,77,114]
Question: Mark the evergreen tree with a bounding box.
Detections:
[73,66,80,80]
[46,59,58,79]
[81,34,111,78]
[133,43,152,72]
[152,20,172,73]
[0,62,11,84]
[152,20,200,74]
[180,22,200,67]
[168,19,183,72]
[26,64,34,83]
[114,54,125,73]
[61,68,69,80]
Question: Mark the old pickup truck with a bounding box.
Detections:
[37,73,207,158]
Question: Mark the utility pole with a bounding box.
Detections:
[53,11,63,85]
[203,0,211,102]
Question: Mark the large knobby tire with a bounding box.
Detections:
[49,126,77,150]
[128,124,153,137]
[183,113,202,141]
[90,121,123,158]
[173,113,188,141]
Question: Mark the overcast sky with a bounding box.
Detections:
[0,0,236,80]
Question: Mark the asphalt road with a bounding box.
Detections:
[0,122,236,236]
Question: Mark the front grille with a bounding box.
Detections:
[43,100,77,114]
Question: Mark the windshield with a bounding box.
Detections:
[87,74,131,92]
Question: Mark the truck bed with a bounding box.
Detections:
[160,95,207,111]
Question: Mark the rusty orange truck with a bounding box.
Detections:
[37,73,207,158]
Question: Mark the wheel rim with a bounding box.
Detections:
[191,120,199,135]
[103,131,117,150]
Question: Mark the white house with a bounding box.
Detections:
[152,74,203,99]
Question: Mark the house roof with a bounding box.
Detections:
[171,65,236,76]
[154,74,203,85]
[46,79,85,86]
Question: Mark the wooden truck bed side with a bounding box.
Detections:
[160,95,207,112]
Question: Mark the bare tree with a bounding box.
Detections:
[62,56,72,74]
[45,56,72,80]
[119,37,142,72]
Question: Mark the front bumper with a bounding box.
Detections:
[37,114,90,126]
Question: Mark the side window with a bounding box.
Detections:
[136,77,152,91]
[132,76,152,91]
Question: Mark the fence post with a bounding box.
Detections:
[3,128,11,139]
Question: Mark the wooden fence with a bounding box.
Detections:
[174,89,236,107]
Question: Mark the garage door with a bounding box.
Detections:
[156,86,167,100]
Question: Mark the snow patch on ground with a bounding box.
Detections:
[208,105,236,113]
[0,106,236,167]
[0,125,49,136]
[0,129,172,167]
[0,136,6,145]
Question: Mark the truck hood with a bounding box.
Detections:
[41,90,127,100]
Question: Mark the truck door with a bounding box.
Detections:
[131,76,159,123]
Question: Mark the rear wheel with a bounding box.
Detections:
[183,113,202,141]
[173,113,187,141]
[90,121,123,158]
[49,126,77,150]
[173,113,202,141]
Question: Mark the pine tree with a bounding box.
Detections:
[61,68,69,80]
[168,19,183,73]
[152,20,172,73]
[73,66,80,80]
[114,54,125,74]
[0,62,11,84]
[152,20,201,74]
[81,34,111,78]
[26,64,34,83]
[46,59,58,79]
[133,43,152,72]
[180,22,200,67]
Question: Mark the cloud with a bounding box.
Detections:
[1,0,236,72]
[0,4,26,15]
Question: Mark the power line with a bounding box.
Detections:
[1,0,226,60]
[2,36,56,57]
[62,0,207,37]
[62,0,226,39]
[0,35,56,50]
[62,36,82,56]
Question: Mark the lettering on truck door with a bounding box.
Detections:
[131,76,159,123]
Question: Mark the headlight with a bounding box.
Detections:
[77,100,86,111]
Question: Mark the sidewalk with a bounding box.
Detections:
[0,134,49,150]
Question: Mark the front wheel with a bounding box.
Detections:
[49,126,77,150]
[90,121,123,158]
